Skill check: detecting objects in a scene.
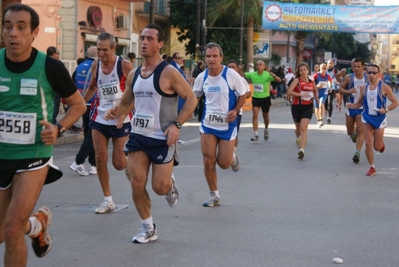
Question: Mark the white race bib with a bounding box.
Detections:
[0,111,36,144]
[132,114,154,134]
[300,91,313,101]
[253,84,264,92]
[318,81,328,88]
[204,112,228,127]
[98,81,122,101]
[353,85,361,104]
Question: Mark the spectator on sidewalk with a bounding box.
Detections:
[69,46,98,176]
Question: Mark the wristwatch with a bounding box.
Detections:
[384,107,389,113]
[56,123,66,137]
[172,121,182,129]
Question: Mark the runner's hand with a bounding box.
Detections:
[226,109,238,123]
[39,120,58,145]
[104,106,117,120]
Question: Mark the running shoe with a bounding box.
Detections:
[327,118,331,124]
[177,139,186,145]
[95,201,116,214]
[250,135,259,141]
[320,121,324,127]
[352,152,360,163]
[30,207,52,258]
[133,224,158,244]
[264,129,269,141]
[69,162,89,176]
[165,174,179,207]
[379,142,385,153]
[317,121,322,128]
[350,133,357,143]
[203,193,221,207]
[298,150,305,160]
[366,167,376,176]
[296,138,301,149]
[231,148,240,172]
[89,166,97,175]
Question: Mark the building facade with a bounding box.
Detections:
[1,0,181,73]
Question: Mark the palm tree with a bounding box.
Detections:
[207,0,262,69]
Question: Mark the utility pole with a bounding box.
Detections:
[286,31,291,69]
[196,0,201,60]
[202,0,207,55]
[150,0,155,24]
[239,0,244,66]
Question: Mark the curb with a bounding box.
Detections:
[55,132,84,146]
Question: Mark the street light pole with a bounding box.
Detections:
[239,0,244,66]
[286,31,290,69]
[149,0,155,24]
[196,0,201,60]
[202,0,207,53]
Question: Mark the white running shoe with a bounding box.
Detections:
[133,223,158,244]
[231,148,240,172]
[30,207,52,257]
[95,201,116,214]
[89,166,97,175]
[203,192,221,207]
[177,139,186,144]
[69,162,89,176]
[296,138,301,149]
[165,174,179,207]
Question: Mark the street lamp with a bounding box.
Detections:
[372,43,378,62]
[239,0,244,66]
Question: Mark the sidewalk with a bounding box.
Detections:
[54,112,84,146]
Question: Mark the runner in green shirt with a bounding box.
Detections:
[244,60,281,141]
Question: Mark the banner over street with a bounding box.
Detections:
[262,1,399,33]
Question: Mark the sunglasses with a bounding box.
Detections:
[367,71,378,75]
[177,57,183,59]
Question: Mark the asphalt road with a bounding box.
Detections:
[2,97,399,267]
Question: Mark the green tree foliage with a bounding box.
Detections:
[348,42,372,62]
[207,0,262,69]
[316,33,357,60]
[168,0,197,57]
[169,0,245,63]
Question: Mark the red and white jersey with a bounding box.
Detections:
[90,57,132,125]
[292,77,315,105]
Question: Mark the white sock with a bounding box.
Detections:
[142,217,154,229]
[27,217,42,237]
[211,190,220,197]
[104,196,113,203]
[370,164,375,168]
[254,131,258,136]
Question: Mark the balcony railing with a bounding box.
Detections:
[135,1,169,17]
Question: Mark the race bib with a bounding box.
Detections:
[253,84,264,92]
[300,91,313,101]
[353,85,361,104]
[98,81,122,101]
[0,111,36,144]
[204,112,228,127]
[318,81,328,88]
[132,114,154,135]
